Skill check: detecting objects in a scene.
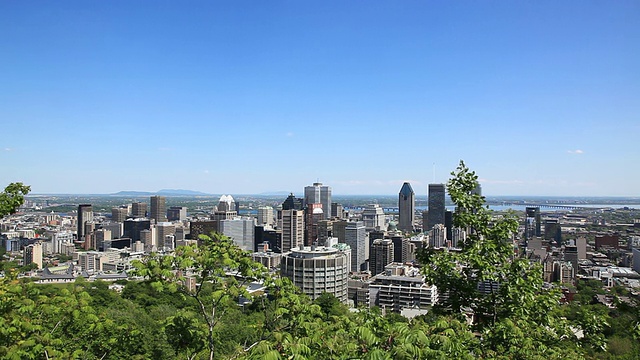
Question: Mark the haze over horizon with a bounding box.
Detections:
[1,2,638,197]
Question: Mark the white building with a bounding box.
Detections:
[362,204,386,231]
[218,217,256,251]
[281,243,351,303]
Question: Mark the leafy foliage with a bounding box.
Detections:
[0,182,30,218]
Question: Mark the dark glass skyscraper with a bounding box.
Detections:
[398,182,415,232]
[427,184,446,230]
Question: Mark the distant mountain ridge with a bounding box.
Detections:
[112,189,211,196]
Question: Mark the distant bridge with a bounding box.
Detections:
[497,202,607,210]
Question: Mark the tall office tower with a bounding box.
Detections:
[390,235,410,263]
[317,219,333,247]
[331,202,344,219]
[218,217,256,251]
[254,225,282,253]
[77,204,93,242]
[23,242,43,269]
[111,207,128,223]
[429,224,446,248]
[102,222,123,239]
[95,229,112,251]
[131,202,147,218]
[212,195,238,220]
[451,228,466,248]
[345,221,366,272]
[257,206,275,226]
[524,207,541,242]
[427,184,446,230]
[398,182,415,232]
[167,206,188,222]
[445,210,453,241]
[332,220,348,243]
[305,203,324,245]
[280,245,350,303]
[124,218,151,242]
[370,239,394,276]
[150,196,167,223]
[157,222,176,250]
[304,182,332,220]
[362,204,386,231]
[282,193,304,211]
[279,209,304,253]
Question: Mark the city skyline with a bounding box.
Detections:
[1,2,638,196]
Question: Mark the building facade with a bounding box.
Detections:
[280,244,351,303]
[398,182,415,232]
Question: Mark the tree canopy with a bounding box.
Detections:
[0,182,30,218]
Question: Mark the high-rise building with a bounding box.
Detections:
[257,206,275,226]
[304,182,332,220]
[167,206,187,222]
[111,207,128,222]
[254,225,282,253]
[213,195,237,220]
[282,193,304,211]
[95,229,112,251]
[131,202,147,218]
[362,204,386,231]
[156,222,176,250]
[345,221,366,272]
[280,244,351,303]
[429,224,446,248]
[23,242,43,269]
[331,202,344,219]
[124,218,151,242]
[427,184,446,230]
[305,203,324,245]
[398,182,415,232]
[524,207,541,242]
[218,217,256,251]
[279,209,304,253]
[371,239,394,276]
[77,204,93,242]
[150,196,167,223]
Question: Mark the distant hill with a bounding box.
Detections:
[111,189,211,196]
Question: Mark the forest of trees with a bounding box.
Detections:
[1,165,639,359]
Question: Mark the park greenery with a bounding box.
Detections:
[1,166,639,359]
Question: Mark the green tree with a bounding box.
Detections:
[418,161,580,358]
[0,182,30,218]
[132,232,268,360]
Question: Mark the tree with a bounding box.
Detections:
[132,232,268,360]
[0,182,30,218]
[419,161,580,358]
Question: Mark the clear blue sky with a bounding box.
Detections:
[1,1,638,196]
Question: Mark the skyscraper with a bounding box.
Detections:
[398,182,415,232]
[131,202,147,218]
[362,204,386,231]
[304,182,331,220]
[167,206,188,222]
[150,196,167,223]
[524,207,541,242]
[111,207,128,222]
[212,195,237,220]
[345,221,366,272]
[77,204,93,242]
[279,209,304,253]
[427,184,446,230]
[370,239,394,276]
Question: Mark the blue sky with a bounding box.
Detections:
[1,1,638,196]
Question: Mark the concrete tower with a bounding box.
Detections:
[77,204,93,241]
[150,196,167,223]
[304,182,332,220]
[398,182,415,232]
